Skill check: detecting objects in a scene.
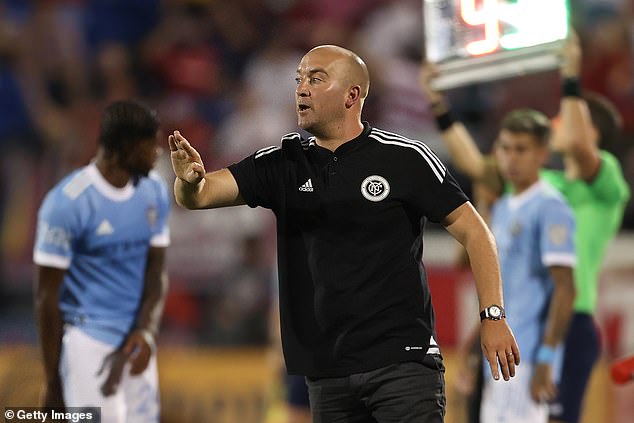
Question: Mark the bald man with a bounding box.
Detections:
[169,45,519,422]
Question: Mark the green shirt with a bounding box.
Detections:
[540,151,630,313]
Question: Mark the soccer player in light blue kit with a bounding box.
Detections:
[480,110,576,423]
[33,100,170,422]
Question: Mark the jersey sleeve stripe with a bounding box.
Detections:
[368,133,445,183]
[150,229,170,247]
[542,252,577,267]
[62,169,91,200]
[33,250,71,269]
[415,141,446,173]
[372,128,446,174]
[255,145,281,159]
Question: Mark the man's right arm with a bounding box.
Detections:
[34,265,65,408]
[174,168,244,210]
[169,130,245,209]
[420,64,488,181]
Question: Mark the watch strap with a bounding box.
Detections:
[480,305,506,321]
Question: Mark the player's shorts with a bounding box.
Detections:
[286,374,310,408]
[549,313,600,423]
[481,362,548,423]
[60,325,159,423]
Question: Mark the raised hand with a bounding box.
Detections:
[560,29,581,78]
[420,62,446,107]
[168,130,206,185]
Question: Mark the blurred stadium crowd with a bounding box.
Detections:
[0,0,632,350]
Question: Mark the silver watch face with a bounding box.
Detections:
[489,306,502,318]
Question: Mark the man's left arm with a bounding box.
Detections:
[100,246,168,396]
[551,30,601,182]
[443,202,520,381]
[135,246,168,334]
[130,246,168,368]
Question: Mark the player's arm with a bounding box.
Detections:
[551,31,601,182]
[169,131,245,209]
[126,246,168,371]
[530,265,576,403]
[443,201,520,381]
[100,246,169,396]
[420,63,487,180]
[132,246,168,346]
[34,265,66,408]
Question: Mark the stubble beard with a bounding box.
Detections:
[297,114,316,134]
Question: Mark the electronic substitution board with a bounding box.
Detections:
[424,0,569,89]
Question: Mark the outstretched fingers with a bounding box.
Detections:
[168,134,178,152]
[173,131,203,163]
[168,130,207,184]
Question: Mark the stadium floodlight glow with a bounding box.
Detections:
[424,0,569,90]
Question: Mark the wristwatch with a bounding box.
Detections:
[480,304,505,321]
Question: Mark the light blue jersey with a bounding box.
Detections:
[491,181,576,364]
[33,163,170,346]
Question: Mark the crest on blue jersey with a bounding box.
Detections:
[147,206,158,228]
[548,224,568,246]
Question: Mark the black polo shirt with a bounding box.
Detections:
[228,123,468,377]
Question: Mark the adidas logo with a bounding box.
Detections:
[298,178,314,192]
[96,219,114,235]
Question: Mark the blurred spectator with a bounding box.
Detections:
[0,2,43,288]
[202,235,273,346]
[83,0,161,51]
[214,32,300,161]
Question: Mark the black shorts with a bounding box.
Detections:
[549,313,601,423]
[306,355,446,423]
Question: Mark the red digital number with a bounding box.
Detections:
[460,0,500,55]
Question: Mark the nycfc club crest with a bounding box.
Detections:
[361,175,390,202]
[147,206,158,228]
[548,224,569,246]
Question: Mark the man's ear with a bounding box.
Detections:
[345,86,361,108]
